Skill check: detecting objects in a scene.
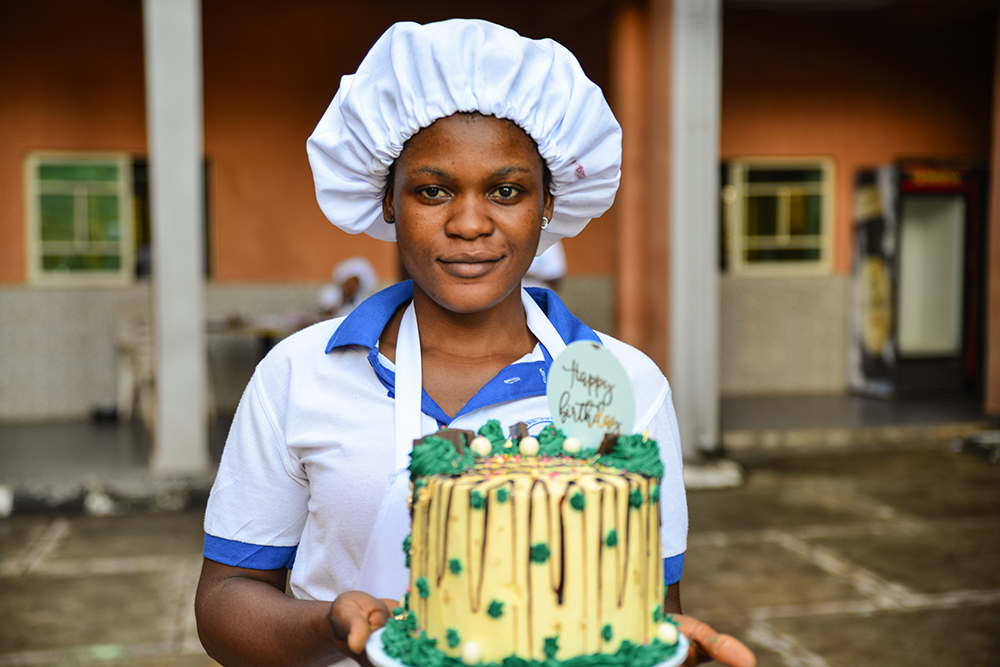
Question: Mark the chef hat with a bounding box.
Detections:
[306,19,622,255]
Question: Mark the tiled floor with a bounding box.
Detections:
[2,438,999,665]
[1,394,998,666]
[681,441,1000,667]
[0,509,216,666]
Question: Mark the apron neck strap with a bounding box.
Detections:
[393,288,568,466]
[393,302,422,469]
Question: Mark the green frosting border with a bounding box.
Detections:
[409,421,665,481]
[380,614,682,667]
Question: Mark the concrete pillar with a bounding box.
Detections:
[987,8,1000,417]
[669,0,722,458]
[642,0,674,372]
[143,0,210,474]
[612,4,650,351]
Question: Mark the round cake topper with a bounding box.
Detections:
[547,341,636,450]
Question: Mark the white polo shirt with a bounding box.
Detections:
[204,283,687,603]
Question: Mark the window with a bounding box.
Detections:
[25,153,135,285]
[25,153,210,284]
[721,159,834,275]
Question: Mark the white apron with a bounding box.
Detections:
[353,288,567,600]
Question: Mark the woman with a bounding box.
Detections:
[196,19,755,667]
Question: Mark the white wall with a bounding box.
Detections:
[0,284,320,421]
[720,275,850,396]
[0,277,617,422]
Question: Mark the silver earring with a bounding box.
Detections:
[541,216,549,230]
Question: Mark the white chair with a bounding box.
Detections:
[116,307,216,430]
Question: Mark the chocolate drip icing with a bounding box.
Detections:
[556,489,567,606]
[412,458,663,662]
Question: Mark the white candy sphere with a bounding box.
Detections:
[657,622,679,645]
[470,436,493,457]
[519,436,540,457]
[461,640,483,665]
[562,436,582,454]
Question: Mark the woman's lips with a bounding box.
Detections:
[439,253,502,279]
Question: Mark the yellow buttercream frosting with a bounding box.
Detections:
[408,455,663,663]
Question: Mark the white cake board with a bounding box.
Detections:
[366,627,690,667]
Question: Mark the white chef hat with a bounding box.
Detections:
[306,18,622,255]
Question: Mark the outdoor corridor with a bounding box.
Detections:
[2,418,998,666]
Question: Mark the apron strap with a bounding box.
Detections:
[522,287,567,359]
[393,301,422,469]
[356,290,569,599]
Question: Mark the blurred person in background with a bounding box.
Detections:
[522,239,566,291]
[318,256,381,319]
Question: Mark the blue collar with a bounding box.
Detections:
[326,281,600,424]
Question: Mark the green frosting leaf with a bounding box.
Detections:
[470,490,485,509]
[449,558,463,575]
[536,424,566,457]
[605,529,618,548]
[569,492,585,511]
[410,435,475,480]
[404,534,412,568]
[543,637,559,659]
[496,487,510,504]
[530,543,550,564]
[653,604,662,622]
[595,434,664,479]
[446,629,460,648]
[407,631,446,667]
[478,419,507,456]
[629,488,644,509]
[651,484,660,503]
[416,577,429,599]
[487,600,504,618]
[381,614,681,667]
[602,624,613,642]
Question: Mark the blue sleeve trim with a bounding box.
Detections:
[663,553,684,585]
[204,534,297,570]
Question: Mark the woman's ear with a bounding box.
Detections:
[382,188,396,224]
[543,189,554,223]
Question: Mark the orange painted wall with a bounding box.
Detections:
[0,1,147,284]
[202,0,616,282]
[0,1,616,286]
[721,5,996,274]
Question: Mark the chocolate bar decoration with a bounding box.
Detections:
[598,432,620,456]
[508,422,529,441]
[414,428,477,455]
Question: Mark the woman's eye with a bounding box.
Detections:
[419,186,447,199]
[492,185,520,200]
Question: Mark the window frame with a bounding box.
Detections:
[722,157,835,276]
[24,152,136,287]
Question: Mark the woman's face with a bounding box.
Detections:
[384,113,554,315]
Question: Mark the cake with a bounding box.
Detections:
[379,420,682,667]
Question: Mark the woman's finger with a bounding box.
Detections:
[676,615,756,667]
[330,592,388,654]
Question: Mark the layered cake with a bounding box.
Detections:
[380,421,681,667]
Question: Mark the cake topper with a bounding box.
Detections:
[546,341,636,451]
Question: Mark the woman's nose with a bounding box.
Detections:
[444,198,495,239]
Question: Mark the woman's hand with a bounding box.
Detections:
[676,614,757,667]
[328,591,398,663]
